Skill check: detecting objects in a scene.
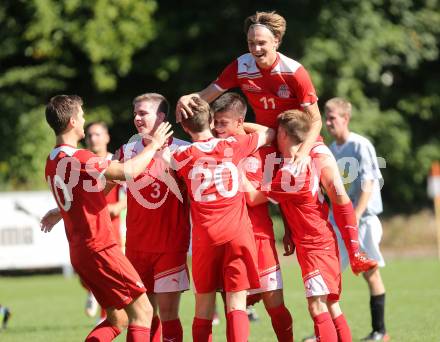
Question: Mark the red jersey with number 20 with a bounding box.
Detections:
[265,143,336,254]
[45,145,116,252]
[214,52,318,129]
[173,133,259,247]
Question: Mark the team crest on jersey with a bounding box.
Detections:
[277,84,291,98]
[242,82,262,93]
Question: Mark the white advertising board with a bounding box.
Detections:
[0,191,70,270]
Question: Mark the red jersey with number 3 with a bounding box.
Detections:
[265,143,336,254]
[243,145,278,240]
[116,137,191,253]
[45,145,116,251]
[173,133,259,247]
[214,52,318,129]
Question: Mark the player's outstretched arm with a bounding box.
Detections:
[104,122,173,181]
[40,208,62,233]
[175,84,224,122]
[242,122,275,149]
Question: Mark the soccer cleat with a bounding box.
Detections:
[350,252,378,275]
[360,331,390,341]
[212,312,220,326]
[246,306,259,322]
[302,334,316,342]
[85,292,99,317]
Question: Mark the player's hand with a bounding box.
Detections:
[291,152,311,177]
[175,94,198,122]
[40,208,62,233]
[283,233,295,256]
[147,122,174,151]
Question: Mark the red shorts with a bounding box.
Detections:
[71,245,146,310]
[126,250,189,294]
[248,237,283,295]
[192,228,260,293]
[296,250,341,301]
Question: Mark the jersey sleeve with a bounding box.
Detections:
[213,60,239,91]
[289,66,318,107]
[235,133,260,158]
[358,141,382,182]
[74,150,111,175]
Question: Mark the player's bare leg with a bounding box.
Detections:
[157,292,183,342]
[85,307,127,341]
[327,300,352,342]
[226,290,249,342]
[261,289,293,342]
[124,293,153,341]
[146,294,161,342]
[193,292,216,341]
[307,295,337,342]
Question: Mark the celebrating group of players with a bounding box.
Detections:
[40,10,388,342]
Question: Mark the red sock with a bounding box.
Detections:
[150,315,162,342]
[162,319,183,342]
[313,312,337,342]
[333,202,360,256]
[192,317,212,342]
[226,310,249,342]
[267,304,294,342]
[333,314,352,342]
[127,324,150,342]
[85,319,121,341]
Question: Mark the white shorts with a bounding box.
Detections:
[248,267,283,295]
[331,214,385,270]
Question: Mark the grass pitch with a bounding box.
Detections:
[0,257,439,341]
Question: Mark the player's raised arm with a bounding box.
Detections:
[104,122,173,181]
[175,84,224,122]
[242,122,275,149]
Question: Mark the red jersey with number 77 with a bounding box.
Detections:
[213,52,318,129]
[173,133,260,247]
[45,145,116,252]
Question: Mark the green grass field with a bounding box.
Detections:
[0,257,439,341]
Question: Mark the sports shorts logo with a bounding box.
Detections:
[277,84,291,98]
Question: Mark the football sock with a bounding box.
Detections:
[150,315,162,342]
[333,314,352,342]
[266,304,294,342]
[127,324,150,342]
[333,202,360,256]
[313,312,337,342]
[162,318,183,342]
[227,310,249,342]
[85,319,121,341]
[370,293,386,333]
[192,317,212,342]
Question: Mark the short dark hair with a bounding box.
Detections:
[45,95,83,135]
[133,93,169,119]
[211,92,247,118]
[181,97,212,133]
[85,121,109,135]
[277,110,311,144]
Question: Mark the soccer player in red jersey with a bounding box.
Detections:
[176,11,322,173]
[84,121,127,320]
[245,110,357,342]
[172,97,275,342]
[211,93,293,342]
[41,94,172,341]
[114,93,191,342]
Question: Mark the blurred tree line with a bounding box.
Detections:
[0,0,439,213]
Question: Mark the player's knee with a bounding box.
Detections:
[307,297,327,317]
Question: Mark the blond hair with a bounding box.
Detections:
[244,11,287,44]
[132,93,169,118]
[325,97,352,118]
[277,110,311,144]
